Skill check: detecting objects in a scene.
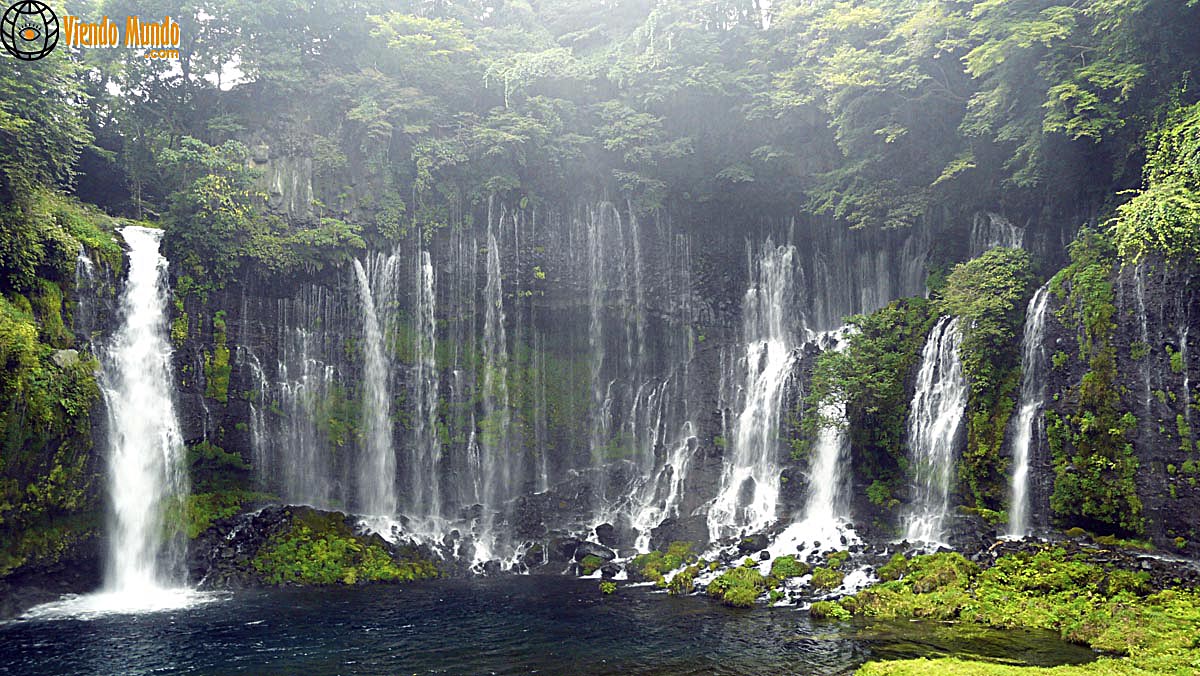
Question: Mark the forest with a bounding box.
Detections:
[2,0,1200,674]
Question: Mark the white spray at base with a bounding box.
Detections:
[760,329,866,596]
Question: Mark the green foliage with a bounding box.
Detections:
[852,547,1200,676]
[252,512,438,586]
[0,293,101,576]
[707,566,766,608]
[579,554,605,576]
[827,550,851,568]
[171,490,275,539]
[630,541,697,587]
[877,553,910,582]
[770,555,810,579]
[809,599,851,620]
[1111,102,1200,262]
[1047,231,1143,534]
[811,566,845,591]
[667,565,698,596]
[599,580,617,595]
[204,311,231,404]
[939,247,1034,509]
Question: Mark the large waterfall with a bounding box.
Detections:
[101,226,188,595]
[903,316,967,545]
[708,241,799,541]
[1006,285,1050,538]
[227,204,929,562]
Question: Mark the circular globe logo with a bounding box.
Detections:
[1,0,58,61]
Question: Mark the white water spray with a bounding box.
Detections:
[1006,285,1050,538]
[354,256,398,517]
[708,241,798,541]
[902,316,967,545]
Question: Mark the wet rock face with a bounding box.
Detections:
[1041,257,1200,554]
[0,538,103,621]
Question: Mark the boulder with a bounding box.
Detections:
[574,541,616,562]
[51,349,79,368]
[737,533,769,553]
[594,523,618,548]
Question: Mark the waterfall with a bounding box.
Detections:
[409,249,443,520]
[100,226,188,595]
[902,316,967,545]
[1133,263,1155,418]
[708,241,799,541]
[587,205,613,511]
[1006,285,1050,538]
[353,255,399,517]
[475,226,516,564]
[969,212,1024,257]
[766,328,859,562]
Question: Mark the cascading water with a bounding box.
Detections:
[240,285,343,508]
[766,329,860,567]
[1006,285,1050,539]
[353,255,399,517]
[34,226,196,617]
[902,316,967,545]
[408,250,443,521]
[708,241,799,541]
[102,226,188,594]
[475,225,517,565]
[969,212,1024,257]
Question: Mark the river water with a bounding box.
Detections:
[0,577,1094,675]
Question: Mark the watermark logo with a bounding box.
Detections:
[0,2,181,60]
[1,0,59,61]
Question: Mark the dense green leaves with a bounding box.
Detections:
[1111,102,1200,262]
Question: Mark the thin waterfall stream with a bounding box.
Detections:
[1006,284,1050,538]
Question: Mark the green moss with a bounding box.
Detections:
[939,247,1034,509]
[252,513,438,586]
[579,554,605,576]
[770,555,810,579]
[629,541,697,586]
[707,566,766,607]
[204,311,231,404]
[811,566,845,591]
[171,296,188,344]
[1047,231,1143,535]
[1169,345,1185,374]
[171,490,275,539]
[1177,414,1193,452]
[0,293,102,576]
[667,565,698,595]
[852,547,1200,675]
[826,550,850,568]
[810,599,852,620]
[877,553,910,582]
[599,580,616,595]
